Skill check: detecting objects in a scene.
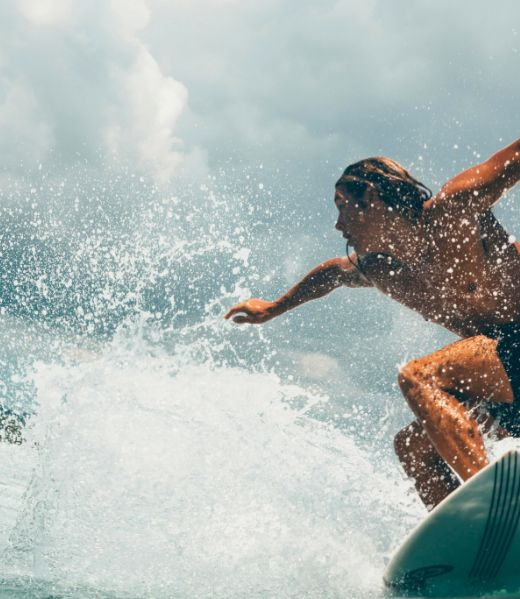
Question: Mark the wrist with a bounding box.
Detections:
[269,299,286,317]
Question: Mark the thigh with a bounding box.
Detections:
[405,335,515,406]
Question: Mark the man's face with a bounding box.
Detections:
[334,188,367,248]
[334,187,390,253]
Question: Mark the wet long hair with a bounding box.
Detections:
[336,156,432,220]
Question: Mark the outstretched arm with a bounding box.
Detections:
[432,138,520,213]
[224,254,371,324]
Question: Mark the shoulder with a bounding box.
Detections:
[357,252,406,279]
[421,191,478,221]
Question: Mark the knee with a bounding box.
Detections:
[398,359,440,395]
[398,360,424,395]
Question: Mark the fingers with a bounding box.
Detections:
[224,300,268,325]
[231,314,251,324]
[224,306,238,319]
[231,313,264,325]
[224,304,260,324]
[224,305,248,320]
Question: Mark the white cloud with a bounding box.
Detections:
[18,0,72,27]
[0,0,194,182]
[0,81,52,167]
[105,45,188,182]
[110,0,150,34]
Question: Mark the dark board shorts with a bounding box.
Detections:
[488,323,520,436]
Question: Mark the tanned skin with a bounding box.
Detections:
[225,138,520,510]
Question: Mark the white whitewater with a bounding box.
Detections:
[0,332,422,598]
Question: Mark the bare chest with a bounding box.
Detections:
[360,214,520,335]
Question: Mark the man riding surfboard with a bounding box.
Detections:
[225,138,520,510]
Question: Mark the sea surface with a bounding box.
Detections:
[0,165,515,598]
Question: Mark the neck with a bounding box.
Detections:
[363,217,426,267]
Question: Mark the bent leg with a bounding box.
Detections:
[398,335,514,486]
[394,421,460,510]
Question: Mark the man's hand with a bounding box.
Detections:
[224,298,278,324]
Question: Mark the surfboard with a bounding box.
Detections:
[384,449,520,597]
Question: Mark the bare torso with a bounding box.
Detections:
[359,206,520,338]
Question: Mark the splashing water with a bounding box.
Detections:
[0,337,421,598]
[0,165,423,598]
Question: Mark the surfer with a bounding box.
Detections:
[225,138,520,510]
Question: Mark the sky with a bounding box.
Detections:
[145,0,519,179]
[1,0,518,185]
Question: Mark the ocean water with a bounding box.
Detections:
[0,165,481,598]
